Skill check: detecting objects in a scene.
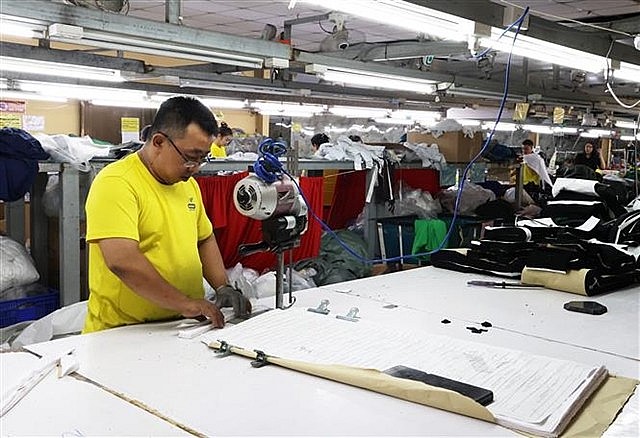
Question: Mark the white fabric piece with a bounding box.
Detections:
[11,301,87,348]
[0,236,39,293]
[314,136,384,170]
[504,187,534,206]
[522,154,550,186]
[403,142,447,170]
[225,151,259,161]
[552,178,598,198]
[522,153,552,187]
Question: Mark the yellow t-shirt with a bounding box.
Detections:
[210,142,227,158]
[83,153,213,333]
[522,164,541,185]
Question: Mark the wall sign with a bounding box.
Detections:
[0,100,27,113]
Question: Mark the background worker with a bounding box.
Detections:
[311,133,330,151]
[83,96,250,333]
[209,121,233,158]
[575,142,606,171]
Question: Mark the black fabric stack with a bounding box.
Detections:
[431,214,640,295]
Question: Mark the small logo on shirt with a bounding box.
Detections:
[187,197,196,211]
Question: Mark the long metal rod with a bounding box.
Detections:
[275,251,284,309]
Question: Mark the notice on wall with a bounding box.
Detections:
[22,115,45,132]
[0,114,23,129]
[0,100,27,113]
[121,117,140,143]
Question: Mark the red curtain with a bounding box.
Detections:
[197,173,323,272]
[326,168,440,230]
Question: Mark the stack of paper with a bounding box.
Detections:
[203,309,607,437]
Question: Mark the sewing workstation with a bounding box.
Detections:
[2,1,640,437]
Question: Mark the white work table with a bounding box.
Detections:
[2,267,638,436]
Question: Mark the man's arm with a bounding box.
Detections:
[198,234,252,316]
[197,233,228,289]
[98,237,225,327]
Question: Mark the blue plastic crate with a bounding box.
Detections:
[0,289,59,328]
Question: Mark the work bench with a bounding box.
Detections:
[2,267,637,436]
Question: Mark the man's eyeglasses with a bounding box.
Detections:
[157,131,209,169]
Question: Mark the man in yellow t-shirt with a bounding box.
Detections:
[83,96,250,333]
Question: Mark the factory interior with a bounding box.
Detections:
[1,0,640,436]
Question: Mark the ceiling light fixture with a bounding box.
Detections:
[478,29,605,73]
[620,134,640,141]
[611,62,640,84]
[0,90,68,103]
[307,64,438,94]
[19,81,146,101]
[615,120,639,129]
[296,0,474,42]
[329,106,390,118]
[252,102,325,118]
[1,56,124,82]
[90,99,159,109]
[47,25,266,69]
[0,21,41,38]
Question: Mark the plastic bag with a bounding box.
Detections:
[9,301,87,349]
[35,134,110,172]
[0,236,39,293]
[395,186,442,219]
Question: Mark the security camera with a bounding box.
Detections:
[337,38,350,50]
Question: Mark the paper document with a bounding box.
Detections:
[203,309,606,437]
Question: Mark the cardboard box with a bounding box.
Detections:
[407,131,483,163]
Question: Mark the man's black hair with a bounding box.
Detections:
[311,133,330,147]
[149,96,218,138]
[522,139,534,147]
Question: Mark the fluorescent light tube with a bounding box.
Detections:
[1,56,125,82]
[296,0,474,42]
[19,82,146,101]
[48,29,264,69]
[482,122,517,131]
[523,124,554,134]
[329,106,390,118]
[200,98,248,109]
[612,63,640,84]
[0,90,68,103]
[0,22,39,38]
[253,102,324,118]
[456,119,481,126]
[479,29,606,73]
[374,118,415,126]
[615,120,639,129]
[321,70,436,94]
[91,99,159,109]
[620,134,640,141]
[391,109,441,120]
[580,129,614,138]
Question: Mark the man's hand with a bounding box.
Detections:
[180,298,225,328]
[215,285,252,317]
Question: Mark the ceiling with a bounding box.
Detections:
[1,0,640,121]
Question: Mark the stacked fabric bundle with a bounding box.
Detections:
[430,237,538,278]
[431,212,640,295]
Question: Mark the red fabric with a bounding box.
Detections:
[396,169,440,194]
[326,170,367,229]
[196,174,323,272]
[326,168,441,230]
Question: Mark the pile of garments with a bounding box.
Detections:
[431,210,640,295]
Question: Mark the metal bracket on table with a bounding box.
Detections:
[212,340,233,358]
[251,350,269,368]
[336,307,360,322]
[307,299,330,315]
